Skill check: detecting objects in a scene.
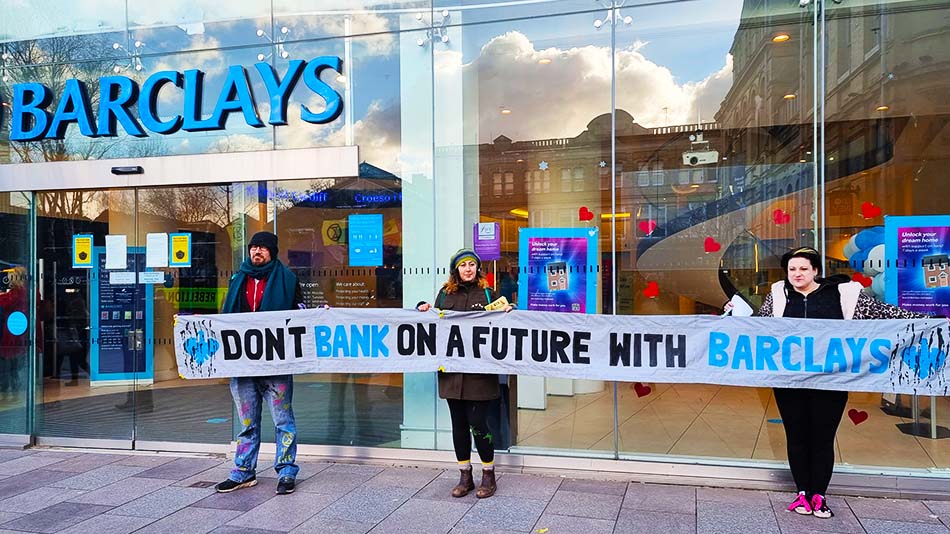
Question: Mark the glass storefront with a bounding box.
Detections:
[0,0,948,477]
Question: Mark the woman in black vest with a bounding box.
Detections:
[729,247,925,519]
[417,248,512,499]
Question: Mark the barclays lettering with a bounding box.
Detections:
[707,332,892,374]
[7,57,343,141]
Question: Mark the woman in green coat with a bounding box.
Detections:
[417,248,513,499]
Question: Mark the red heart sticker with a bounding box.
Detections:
[847,409,868,425]
[578,206,594,221]
[638,220,658,236]
[772,209,791,225]
[860,201,882,220]
[643,281,659,299]
[851,273,872,287]
[633,383,652,398]
[704,237,722,253]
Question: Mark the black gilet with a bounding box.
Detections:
[781,280,845,319]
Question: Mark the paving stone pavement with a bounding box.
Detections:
[0,448,944,533]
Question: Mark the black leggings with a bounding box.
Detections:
[446,399,495,464]
[773,388,848,495]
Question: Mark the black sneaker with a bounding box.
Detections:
[215,477,257,493]
[276,477,295,495]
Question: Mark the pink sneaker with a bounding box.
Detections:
[787,492,812,515]
[811,494,834,518]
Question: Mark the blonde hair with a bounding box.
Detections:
[5,266,27,290]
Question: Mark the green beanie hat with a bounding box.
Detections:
[450,248,481,272]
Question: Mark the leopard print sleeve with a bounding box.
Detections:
[757,293,774,317]
[853,293,928,320]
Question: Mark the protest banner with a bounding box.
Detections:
[175,308,949,395]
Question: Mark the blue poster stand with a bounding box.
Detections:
[883,215,950,439]
[517,227,598,313]
[89,247,154,385]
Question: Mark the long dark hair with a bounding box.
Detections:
[442,269,489,294]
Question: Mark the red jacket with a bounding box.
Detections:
[245,277,267,312]
[0,287,27,359]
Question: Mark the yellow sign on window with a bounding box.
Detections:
[169,233,192,267]
[73,235,93,268]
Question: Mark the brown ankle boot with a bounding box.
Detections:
[451,468,475,498]
[476,469,496,498]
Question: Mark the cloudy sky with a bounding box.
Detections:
[3,0,747,175]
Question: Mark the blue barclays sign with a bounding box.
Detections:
[3,56,343,141]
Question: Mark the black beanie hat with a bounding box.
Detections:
[248,231,279,257]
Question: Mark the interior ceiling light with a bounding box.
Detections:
[876,105,890,111]
[500,108,512,115]
[783,93,796,100]
[772,33,791,43]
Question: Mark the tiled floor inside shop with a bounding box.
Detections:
[516,383,950,469]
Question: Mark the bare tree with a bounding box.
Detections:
[1,35,166,219]
[139,185,235,227]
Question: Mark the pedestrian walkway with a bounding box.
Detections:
[0,448,945,533]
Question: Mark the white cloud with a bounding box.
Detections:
[293,13,396,57]
[277,97,402,174]
[327,100,402,172]
[461,31,734,143]
[148,35,227,75]
[685,55,734,125]
[207,133,271,153]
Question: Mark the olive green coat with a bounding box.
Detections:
[434,282,501,401]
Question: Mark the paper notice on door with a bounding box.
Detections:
[105,235,128,269]
[146,233,169,268]
[139,271,165,284]
[109,271,136,285]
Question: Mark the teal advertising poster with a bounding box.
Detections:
[517,227,598,313]
[885,215,950,317]
[348,214,383,267]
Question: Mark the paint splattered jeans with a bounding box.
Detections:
[229,375,299,482]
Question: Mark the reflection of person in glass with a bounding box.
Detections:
[328,372,370,445]
[216,231,304,496]
[0,267,27,400]
[417,248,513,499]
[727,247,926,519]
[62,291,90,386]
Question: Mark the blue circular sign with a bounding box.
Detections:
[6,312,27,336]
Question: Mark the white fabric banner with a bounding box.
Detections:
[174,308,950,395]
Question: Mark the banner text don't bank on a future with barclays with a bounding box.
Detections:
[175,308,950,396]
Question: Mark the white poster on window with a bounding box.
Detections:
[105,235,128,270]
[146,233,169,268]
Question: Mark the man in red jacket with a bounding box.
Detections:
[215,232,303,496]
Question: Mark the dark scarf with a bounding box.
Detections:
[221,257,296,313]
